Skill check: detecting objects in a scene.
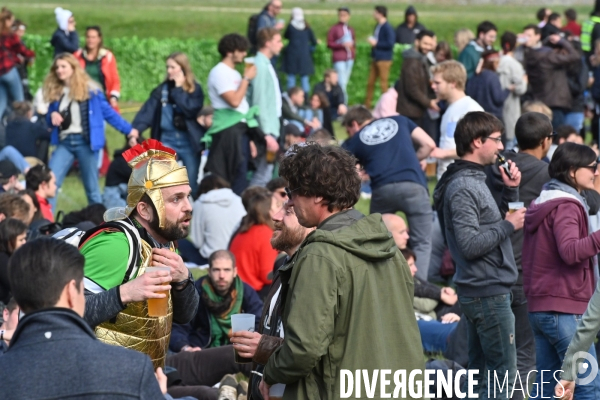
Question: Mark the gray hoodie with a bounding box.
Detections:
[191,188,246,259]
[434,160,518,297]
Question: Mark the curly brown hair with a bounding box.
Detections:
[279,143,360,212]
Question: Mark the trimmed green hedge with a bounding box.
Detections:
[24,35,409,106]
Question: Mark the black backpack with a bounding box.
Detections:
[247,13,260,50]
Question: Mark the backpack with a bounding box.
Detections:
[53,219,143,287]
[247,13,260,50]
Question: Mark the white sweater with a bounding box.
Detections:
[191,188,246,258]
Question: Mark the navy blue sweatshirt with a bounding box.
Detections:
[465,69,510,121]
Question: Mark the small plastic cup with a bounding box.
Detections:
[231,314,255,363]
[508,202,524,214]
[270,384,285,400]
[145,266,170,317]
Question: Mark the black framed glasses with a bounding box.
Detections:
[547,131,557,138]
[284,187,300,198]
[484,136,503,143]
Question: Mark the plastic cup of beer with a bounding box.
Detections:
[145,266,170,317]
[244,57,255,70]
[508,202,524,214]
[269,383,285,400]
[231,313,255,363]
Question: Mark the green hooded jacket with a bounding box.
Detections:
[263,210,425,399]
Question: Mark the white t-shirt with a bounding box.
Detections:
[207,62,249,114]
[437,95,483,180]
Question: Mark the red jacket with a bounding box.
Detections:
[327,22,356,63]
[229,224,278,292]
[0,33,34,76]
[36,193,54,222]
[564,21,582,37]
[523,193,600,315]
[74,48,121,112]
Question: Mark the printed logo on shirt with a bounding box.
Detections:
[360,118,398,145]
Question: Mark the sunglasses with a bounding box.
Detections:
[580,163,599,172]
[284,187,300,198]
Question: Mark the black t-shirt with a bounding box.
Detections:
[342,116,427,189]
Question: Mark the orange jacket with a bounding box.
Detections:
[74,48,121,112]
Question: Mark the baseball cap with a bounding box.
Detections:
[0,161,20,179]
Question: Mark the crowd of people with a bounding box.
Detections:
[4,1,600,400]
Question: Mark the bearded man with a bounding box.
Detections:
[80,139,199,369]
[231,202,315,400]
[170,250,263,352]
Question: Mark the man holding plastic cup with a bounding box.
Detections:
[79,139,199,369]
[231,202,314,400]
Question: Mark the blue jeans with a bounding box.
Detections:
[0,67,24,119]
[564,111,585,133]
[370,181,433,281]
[459,294,517,399]
[286,74,310,95]
[0,146,29,173]
[417,319,458,353]
[333,60,354,103]
[160,131,200,196]
[49,134,101,206]
[249,155,274,187]
[528,312,600,399]
[102,183,128,209]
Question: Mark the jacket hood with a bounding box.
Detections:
[199,188,240,208]
[305,210,398,262]
[9,308,95,350]
[433,160,485,211]
[525,185,585,233]
[405,5,417,17]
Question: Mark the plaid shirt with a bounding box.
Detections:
[0,33,35,76]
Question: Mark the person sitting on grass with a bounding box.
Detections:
[170,249,262,352]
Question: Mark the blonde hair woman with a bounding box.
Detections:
[132,52,204,195]
[44,53,137,206]
[454,28,475,53]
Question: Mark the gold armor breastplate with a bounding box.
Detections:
[95,239,173,369]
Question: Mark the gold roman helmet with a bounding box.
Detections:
[104,139,189,228]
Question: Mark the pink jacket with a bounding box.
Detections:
[523,192,600,314]
[327,23,356,63]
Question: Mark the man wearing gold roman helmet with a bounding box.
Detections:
[79,139,199,369]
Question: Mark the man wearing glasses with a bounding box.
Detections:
[484,111,554,400]
[434,111,524,399]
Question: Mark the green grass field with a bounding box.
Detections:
[20,0,590,213]
[11,0,592,43]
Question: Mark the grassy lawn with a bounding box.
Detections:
[23,0,532,213]
[10,0,592,43]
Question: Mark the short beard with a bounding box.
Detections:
[271,222,306,253]
[148,211,191,242]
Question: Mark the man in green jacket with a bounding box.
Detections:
[458,20,497,79]
[259,143,425,399]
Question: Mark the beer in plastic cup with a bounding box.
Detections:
[244,57,255,70]
[145,266,170,317]
[508,202,524,214]
[269,384,285,400]
[231,313,255,363]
